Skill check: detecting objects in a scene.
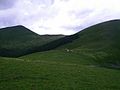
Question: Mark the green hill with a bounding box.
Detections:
[0,20,120,67]
[45,20,120,50]
[21,20,120,68]
[0,25,64,57]
[39,20,120,68]
[63,20,120,49]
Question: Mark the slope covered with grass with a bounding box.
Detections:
[1,51,120,90]
[0,25,64,57]
[47,20,120,50]
[43,20,120,68]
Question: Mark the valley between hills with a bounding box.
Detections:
[0,20,120,90]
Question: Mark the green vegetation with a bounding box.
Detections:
[0,50,120,90]
[0,25,64,57]
[0,20,120,89]
[48,20,120,68]
[52,20,120,51]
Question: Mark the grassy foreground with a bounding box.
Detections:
[0,50,120,90]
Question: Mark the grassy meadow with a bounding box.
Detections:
[0,50,120,90]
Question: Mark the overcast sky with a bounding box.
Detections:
[0,0,120,35]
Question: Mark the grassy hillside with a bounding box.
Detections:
[0,25,64,57]
[42,20,120,68]
[0,51,120,90]
[45,20,120,50]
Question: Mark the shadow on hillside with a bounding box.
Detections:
[0,33,79,57]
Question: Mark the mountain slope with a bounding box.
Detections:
[37,20,120,68]
[39,20,119,51]
[0,25,64,57]
[48,20,119,50]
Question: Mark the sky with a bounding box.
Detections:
[0,0,120,35]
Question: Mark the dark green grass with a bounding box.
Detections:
[0,25,64,57]
[1,50,120,90]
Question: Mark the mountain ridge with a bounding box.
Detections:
[47,19,120,50]
[0,25,64,57]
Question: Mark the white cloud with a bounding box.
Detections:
[0,0,120,35]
